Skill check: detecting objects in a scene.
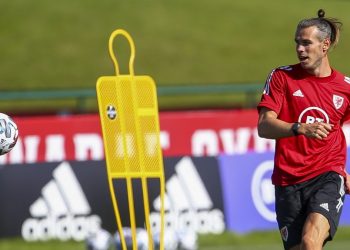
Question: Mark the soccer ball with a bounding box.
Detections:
[114,227,148,250]
[153,229,179,250]
[0,113,19,155]
[85,228,113,250]
[177,229,198,250]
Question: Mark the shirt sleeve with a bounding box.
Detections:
[341,103,350,125]
[257,68,286,115]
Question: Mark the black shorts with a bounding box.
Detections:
[275,171,345,250]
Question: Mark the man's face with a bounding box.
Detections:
[295,26,328,72]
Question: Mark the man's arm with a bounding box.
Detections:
[345,170,350,194]
[257,107,332,139]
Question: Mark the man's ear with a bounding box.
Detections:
[323,38,331,52]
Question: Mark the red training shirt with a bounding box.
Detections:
[258,64,350,186]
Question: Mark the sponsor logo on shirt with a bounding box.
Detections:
[298,107,329,124]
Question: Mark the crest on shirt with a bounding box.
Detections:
[333,95,344,110]
[280,226,288,242]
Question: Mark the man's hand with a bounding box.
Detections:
[302,122,333,139]
[345,172,350,195]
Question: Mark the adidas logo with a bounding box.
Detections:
[150,157,225,234]
[320,203,329,212]
[21,162,102,241]
[293,89,304,97]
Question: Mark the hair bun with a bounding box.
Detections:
[318,9,325,18]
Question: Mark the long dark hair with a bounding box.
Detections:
[296,9,342,48]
